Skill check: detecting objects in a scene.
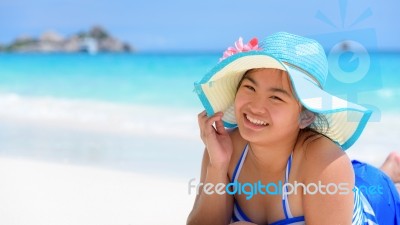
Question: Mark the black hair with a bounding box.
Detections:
[299,111,332,149]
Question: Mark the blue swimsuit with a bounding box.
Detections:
[230,145,397,225]
[231,145,305,225]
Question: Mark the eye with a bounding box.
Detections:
[270,95,283,101]
[243,85,255,91]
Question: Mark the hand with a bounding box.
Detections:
[198,110,233,168]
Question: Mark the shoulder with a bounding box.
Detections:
[298,133,355,223]
[298,133,354,183]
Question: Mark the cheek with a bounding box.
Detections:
[234,92,246,111]
[234,98,241,118]
[271,106,300,126]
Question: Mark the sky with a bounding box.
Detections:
[0,0,399,52]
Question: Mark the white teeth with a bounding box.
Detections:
[246,115,268,126]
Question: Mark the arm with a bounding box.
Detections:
[187,111,234,225]
[302,137,355,225]
[186,149,234,225]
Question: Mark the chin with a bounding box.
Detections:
[237,124,266,143]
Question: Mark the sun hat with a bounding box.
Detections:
[194,32,372,150]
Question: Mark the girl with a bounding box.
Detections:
[187,32,399,225]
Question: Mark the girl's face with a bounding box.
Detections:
[234,68,302,144]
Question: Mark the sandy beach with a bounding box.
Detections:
[0,157,196,225]
[1,115,399,225]
[0,94,204,225]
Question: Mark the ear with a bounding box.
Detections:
[299,110,316,129]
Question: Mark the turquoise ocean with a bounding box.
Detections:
[0,52,399,179]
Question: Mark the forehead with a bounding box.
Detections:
[243,68,291,88]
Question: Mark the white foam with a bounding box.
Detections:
[1,93,398,167]
[0,93,201,140]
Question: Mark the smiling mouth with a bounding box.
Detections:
[245,114,269,126]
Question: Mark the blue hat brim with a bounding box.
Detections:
[194,51,372,150]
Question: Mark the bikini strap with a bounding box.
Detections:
[232,145,295,219]
[231,144,249,183]
[282,152,294,219]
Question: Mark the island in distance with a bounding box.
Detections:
[0,26,133,54]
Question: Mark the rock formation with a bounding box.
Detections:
[1,26,133,53]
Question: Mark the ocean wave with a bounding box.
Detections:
[0,93,202,140]
[1,92,399,163]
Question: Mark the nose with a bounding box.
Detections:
[248,97,267,114]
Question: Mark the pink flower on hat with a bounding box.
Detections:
[219,37,261,61]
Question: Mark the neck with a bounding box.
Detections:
[247,135,298,174]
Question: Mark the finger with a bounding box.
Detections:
[199,111,223,138]
[198,111,215,139]
[197,110,207,119]
[205,112,223,126]
[198,111,219,127]
[215,117,227,135]
[198,110,208,130]
[204,113,223,137]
